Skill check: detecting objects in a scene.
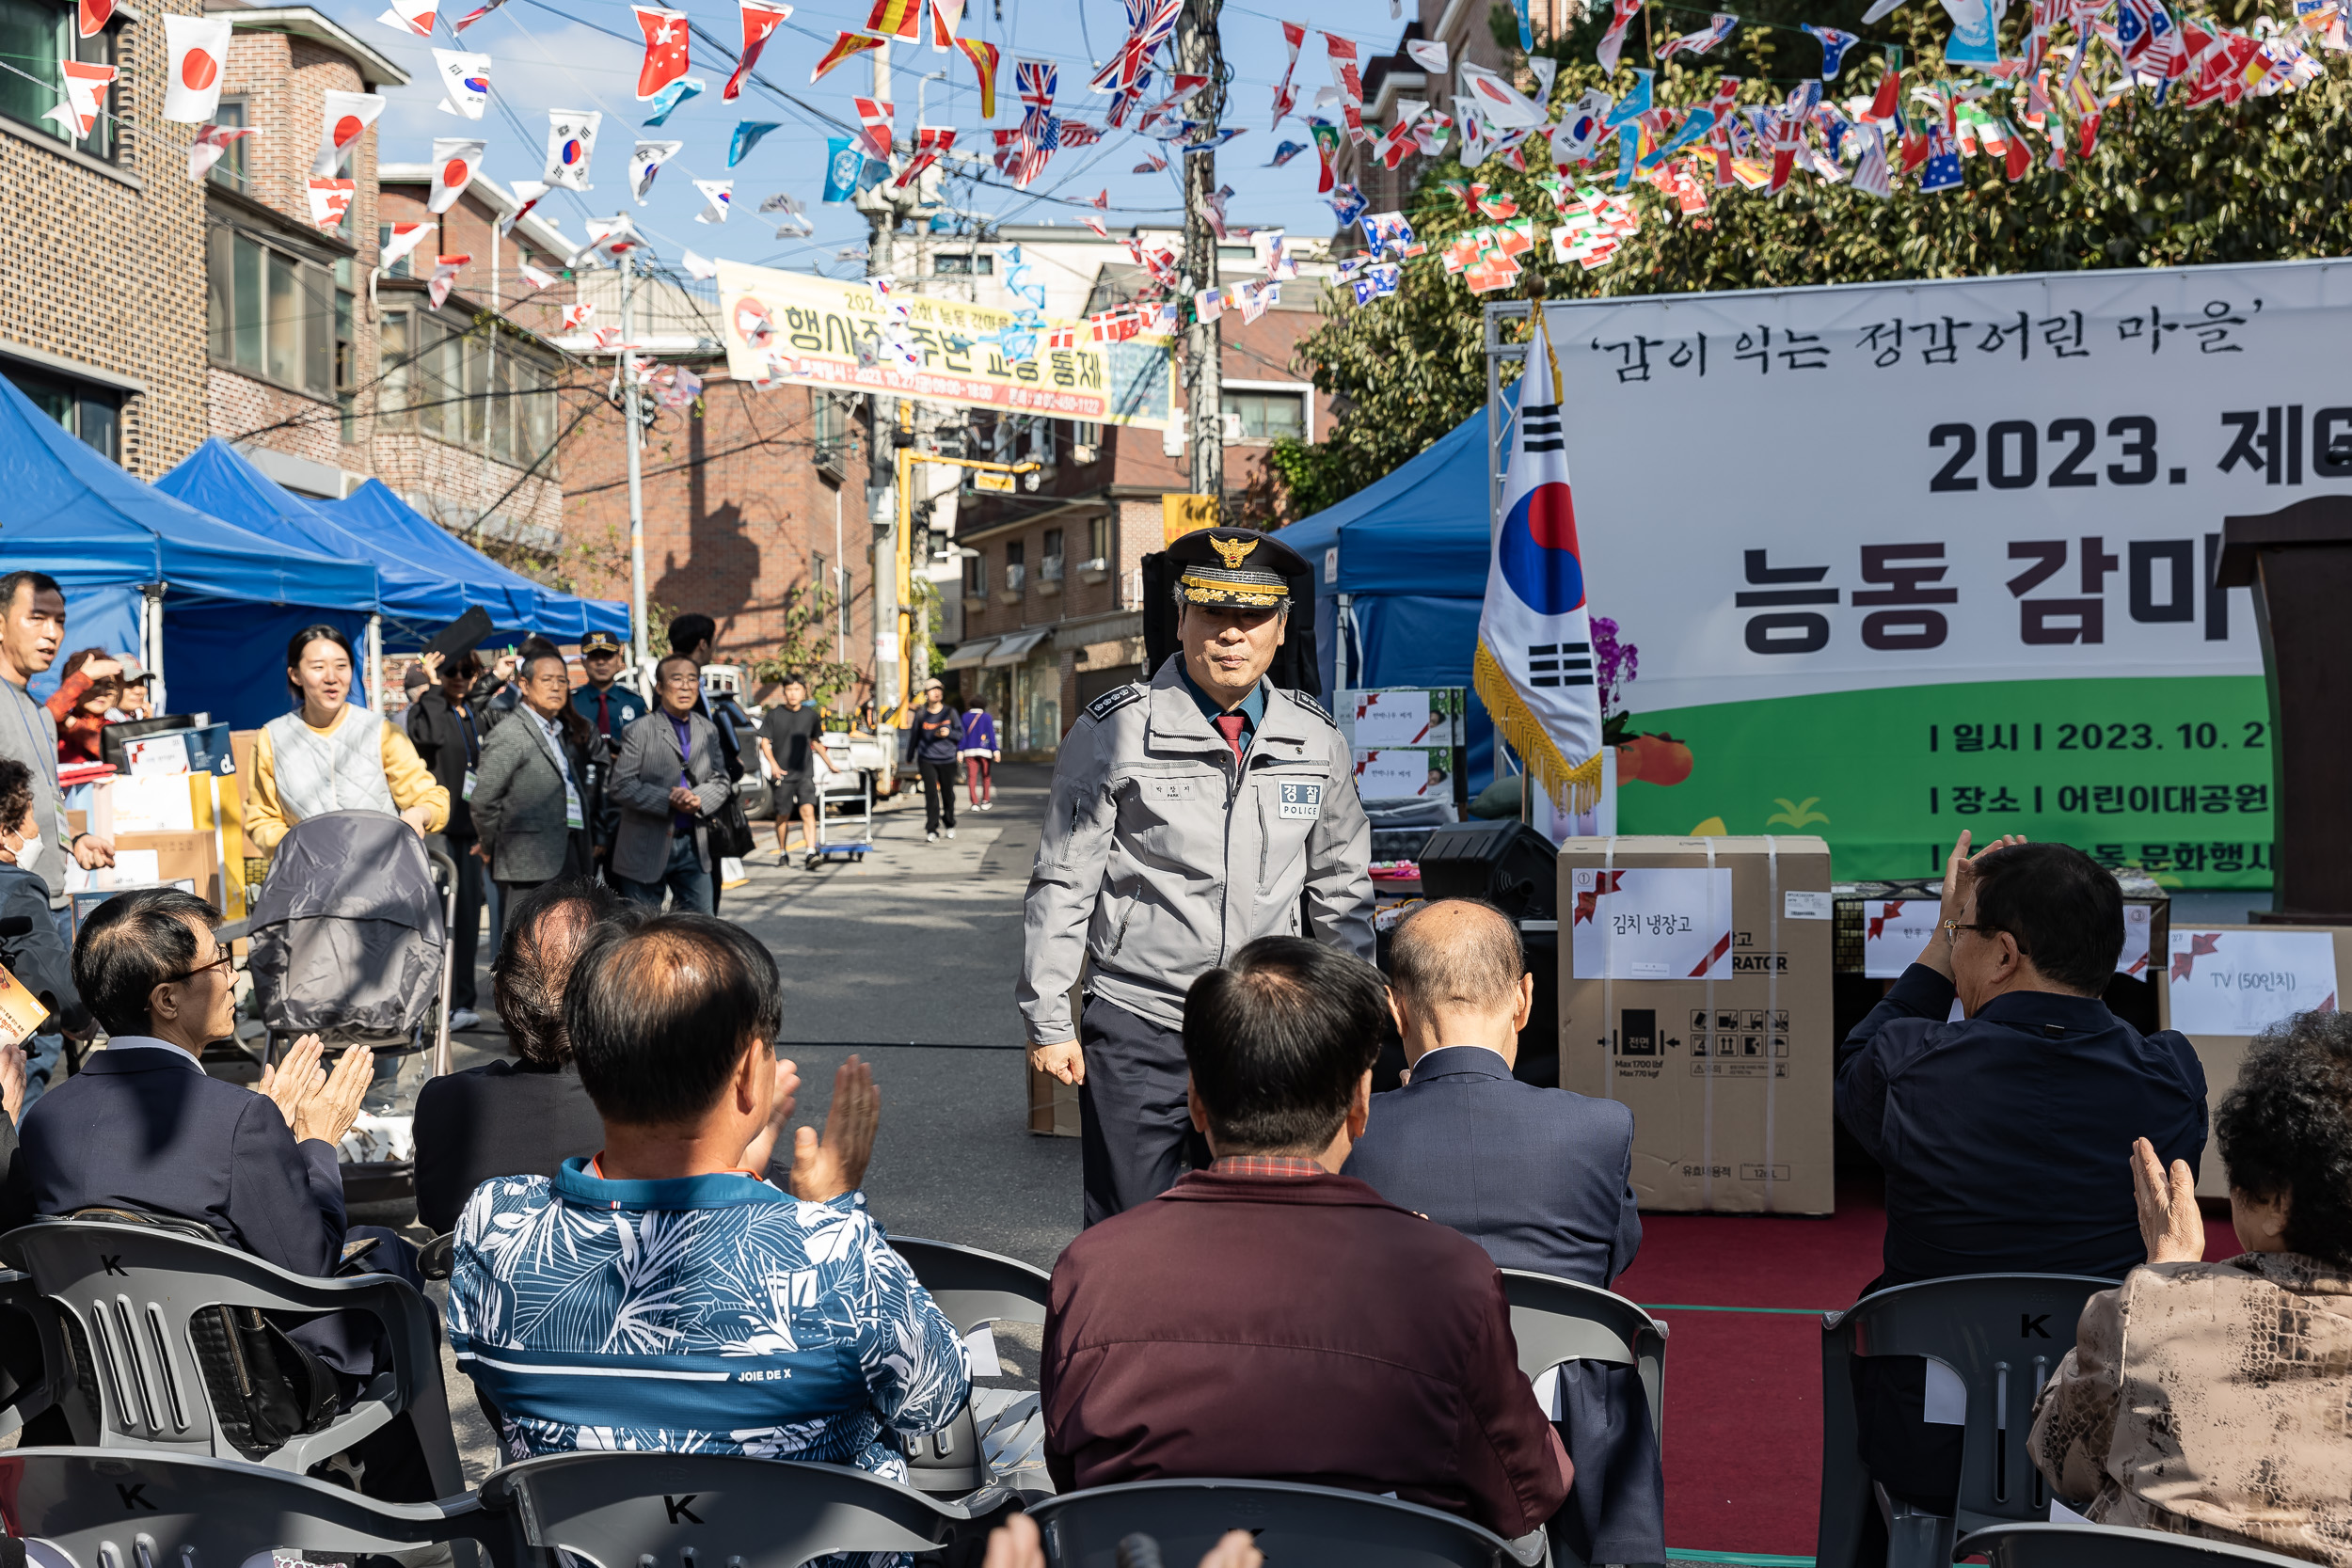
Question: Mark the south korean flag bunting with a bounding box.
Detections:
[545,109,599,189]
[692,177,732,222]
[432,49,490,119]
[312,88,385,174]
[1474,311,1606,816]
[631,138,682,202]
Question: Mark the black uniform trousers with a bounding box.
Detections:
[1077,993,1211,1227]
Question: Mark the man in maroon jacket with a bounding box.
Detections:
[1041,936,1572,1541]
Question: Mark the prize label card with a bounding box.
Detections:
[1571,866,1734,980]
[2169,928,2339,1037]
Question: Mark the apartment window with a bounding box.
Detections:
[1041,527,1064,581]
[962,550,983,596]
[4,363,119,463]
[1088,515,1109,565]
[1228,388,1308,441]
[379,308,559,470]
[376,222,416,279]
[208,227,336,401]
[934,252,993,275]
[0,0,115,160]
[334,259,358,442]
[1005,539,1025,594]
[208,97,249,190]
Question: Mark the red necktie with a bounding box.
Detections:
[1213,713,1247,763]
[595,690,610,734]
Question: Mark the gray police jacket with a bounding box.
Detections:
[1019,655,1375,1042]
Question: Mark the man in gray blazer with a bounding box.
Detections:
[607,653,730,913]
[469,647,606,901]
[1342,898,1659,1568]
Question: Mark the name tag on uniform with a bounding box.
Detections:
[564,778,585,830]
[1146,778,1193,801]
[1278,782,1323,820]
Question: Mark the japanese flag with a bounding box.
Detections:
[516,259,556,292]
[378,0,438,36]
[379,221,433,270]
[545,109,599,189]
[187,121,251,181]
[44,59,115,140]
[692,178,732,222]
[163,16,231,123]
[724,0,791,100]
[428,137,483,212]
[427,254,469,309]
[306,177,355,230]
[432,49,490,119]
[1474,311,1606,816]
[500,177,547,233]
[630,139,681,201]
[632,6,691,100]
[311,88,384,175]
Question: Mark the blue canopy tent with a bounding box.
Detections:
[0,376,377,731]
[1279,401,1502,794]
[328,480,630,643]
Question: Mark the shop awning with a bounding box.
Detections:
[939,637,1000,671]
[984,628,1051,667]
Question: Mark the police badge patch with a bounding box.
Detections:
[1278,782,1323,820]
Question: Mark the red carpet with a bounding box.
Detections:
[1612,1180,2246,1560]
[1609,1178,1890,1560]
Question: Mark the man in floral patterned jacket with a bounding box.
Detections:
[447,913,970,1475]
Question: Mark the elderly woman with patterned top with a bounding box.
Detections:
[243,624,450,855]
[2029,1008,2352,1566]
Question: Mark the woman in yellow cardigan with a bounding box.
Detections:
[244,624,449,854]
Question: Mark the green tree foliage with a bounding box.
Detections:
[1268,0,2352,522]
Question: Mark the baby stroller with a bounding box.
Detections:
[241,809,457,1220]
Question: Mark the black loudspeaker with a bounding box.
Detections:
[1417,818,1559,922]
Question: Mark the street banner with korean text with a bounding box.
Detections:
[716,260,1173,428]
[1537,259,2342,889]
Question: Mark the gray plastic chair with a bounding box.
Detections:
[1030,1478,1550,1568]
[1498,1268,1668,1449]
[476,1449,990,1568]
[1817,1274,2117,1568]
[1961,1522,2325,1568]
[0,1265,68,1439]
[0,1447,507,1568]
[0,1219,467,1497]
[887,1234,1053,1495]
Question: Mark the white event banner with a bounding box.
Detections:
[2168,927,2339,1036]
[1533,260,2352,713]
[1570,866,1733,980]
[1353,748,1452,801]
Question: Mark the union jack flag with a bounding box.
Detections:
[1016,57,1057,146]
[1089,0,1178,94]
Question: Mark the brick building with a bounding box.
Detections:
[946,280,1335,758]
[0,0,207,476]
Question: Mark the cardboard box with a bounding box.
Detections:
[2160,922,2352,1196]
[1559,835,1836,1214]
[109,829,221,907]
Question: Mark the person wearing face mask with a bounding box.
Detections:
[244,625,449,857]
[1019,528,1373,1226]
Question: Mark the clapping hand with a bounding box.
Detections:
[292,1042,375,1148]
[740,1055,803,1176]
[1,1041,25,1126]
[787,1056,879,1203]
[256,1034,326,1127]
[2133,1135,2205,1265]
[1921,829,2029,975]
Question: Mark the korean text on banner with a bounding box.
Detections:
[717,259,1173,427]
[2168,927,2338,1036]
[1571,866,1735,979]
[1529,257,2352,890]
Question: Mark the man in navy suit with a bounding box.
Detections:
[11,888,437,1493]
[1343,899,1659,1567]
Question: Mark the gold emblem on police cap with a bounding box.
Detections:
[1212,535,1256,570]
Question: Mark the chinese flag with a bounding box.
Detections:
[865,0,922,40]
[724,0,791,100]
[632,5,691,101]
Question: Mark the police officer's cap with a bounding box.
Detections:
[580,631,625,655]
[1169,528,1308,611]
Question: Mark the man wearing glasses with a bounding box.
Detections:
[1832,832,2207,1533]
[607,654,732,913]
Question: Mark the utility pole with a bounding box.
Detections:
[1178,0,1226,511]
[857,40,903,727]
[621,232,649,666]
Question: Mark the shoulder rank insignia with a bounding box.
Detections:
[1287,689,1337,726]
[1086,684,1145,723]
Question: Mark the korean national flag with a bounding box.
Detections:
[1474,310,1605,816]
[545,108,601,189]
[434,48,491,119]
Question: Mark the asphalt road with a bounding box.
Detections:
[441,760,1082,1271]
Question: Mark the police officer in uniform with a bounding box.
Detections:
[1019,528,1374,1225]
